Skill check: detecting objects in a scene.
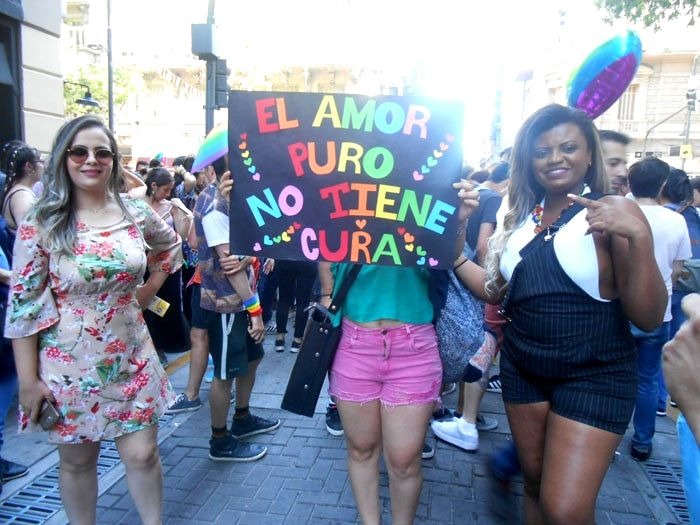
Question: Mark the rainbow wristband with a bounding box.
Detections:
[243,293,262,317]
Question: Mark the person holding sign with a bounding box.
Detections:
[317,183,480,525]
[453,104,666,525]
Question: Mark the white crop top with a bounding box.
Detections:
[498,203,607,302]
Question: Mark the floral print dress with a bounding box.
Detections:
[6,198,181,444]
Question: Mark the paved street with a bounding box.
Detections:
[1,332,690,525]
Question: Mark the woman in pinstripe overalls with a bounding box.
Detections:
[453,105,666,525]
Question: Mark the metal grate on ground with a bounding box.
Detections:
[643,459,690,524]
[0,414,173,524]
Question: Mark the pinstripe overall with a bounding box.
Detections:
[499,202,637,434]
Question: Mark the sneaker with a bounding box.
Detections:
[476,414,498,432]
[0,459,29,481]
[670,399,678,408]
[431,418,479,451]
[166,393,203,414]
[231,413,281,439]
[422,442,435,459]
[275,338,285,352]
[209,433,267,462]
[325,405,344,436]
[656,407,667,417]
[204,367,214,383]
[630,444,651,462]
[290,339,302,353]
[441,382,457,396]
[487,375,502,393]
[265,322,277,334]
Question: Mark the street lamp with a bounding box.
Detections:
[63,81,101,108]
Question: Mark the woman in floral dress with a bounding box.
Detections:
[7,115,181,525]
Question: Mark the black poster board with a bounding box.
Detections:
[228,91,464,269]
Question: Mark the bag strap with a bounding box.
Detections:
[328,264,362,315]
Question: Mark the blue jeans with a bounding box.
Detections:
[678,413,700,524]
[631,322,671,451]
[659,291,689,409]
[0,340,18,454]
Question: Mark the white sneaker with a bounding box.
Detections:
[430,417,478,451]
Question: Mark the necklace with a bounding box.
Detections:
[78,201,109,214]
[530,184,590,237]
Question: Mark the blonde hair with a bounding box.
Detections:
[484,104,608,296]
[30,115,137,255]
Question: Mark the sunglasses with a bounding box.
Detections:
[66,146,115,165]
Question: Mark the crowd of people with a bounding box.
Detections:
[0,103,699,524]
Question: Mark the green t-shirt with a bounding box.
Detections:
[331,264,433,326]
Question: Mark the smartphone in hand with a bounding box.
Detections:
[39,400,62,430]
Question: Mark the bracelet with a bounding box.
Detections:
[454,258,468,271]
[320,294,332,298]
[242,293,262,316]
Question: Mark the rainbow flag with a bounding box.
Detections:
[191,123,227,173]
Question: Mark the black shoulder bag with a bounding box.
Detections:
[281,264,362,417]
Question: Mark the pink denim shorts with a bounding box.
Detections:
[329,318,443,407]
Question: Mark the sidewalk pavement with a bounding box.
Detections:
[1,333,689,525]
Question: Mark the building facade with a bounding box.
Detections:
[0,0,63,152]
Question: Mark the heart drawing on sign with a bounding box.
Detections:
[426,156,437,167]
[238,142,247,150]
[428,258,439,267]
[416,246,427,256]
[253,242,262,252]
[240,132,248,140]
[252,173,261,181]
[405,244,414,252]
[263,235,273,246]
[248,165,256,173]
[241,150,250,158]
[243,158,252,166]
[416,256,426,266]
[287,226,295,234]
[403,232,415,243]
[413,170,424,181]
[273,235,282,244]
[281,232,291,242]
[421,165,430,174]
[355,219,367,229]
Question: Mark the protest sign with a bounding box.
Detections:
[228,91,463,269]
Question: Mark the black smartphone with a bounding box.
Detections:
[39,400,62,430]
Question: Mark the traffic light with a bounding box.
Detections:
[215,59,230,109]
[687,89,697,112]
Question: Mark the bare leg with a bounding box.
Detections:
[115,425,163,525]
[337,399,382,525]
[235,358,260,409]
[381,403,434,525]
[460,379,487,424]
[539,413,622,525]
[57,441,101,525]
[185,327,208,401]
[210,377,233,428]
[505,402,549,525]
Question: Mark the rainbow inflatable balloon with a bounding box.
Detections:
[567,30,642,119]
[191,123,228,173]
